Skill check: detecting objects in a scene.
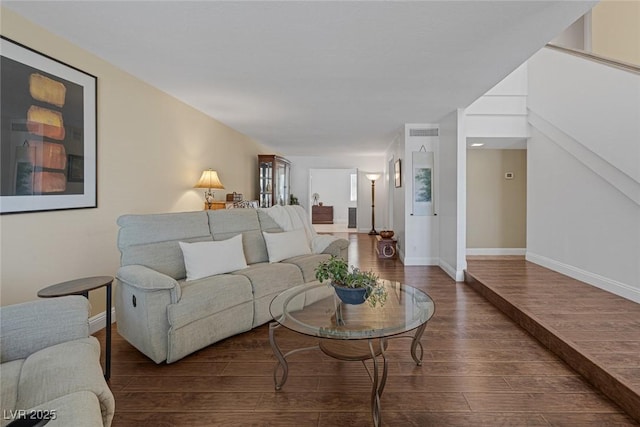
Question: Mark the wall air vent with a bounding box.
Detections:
[409,128,438,137]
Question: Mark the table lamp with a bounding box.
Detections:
[195,169,225,209]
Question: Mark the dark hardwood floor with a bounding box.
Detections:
[95,235,639,426]
[465,256,640,424]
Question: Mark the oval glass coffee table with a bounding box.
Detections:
[269,280,435,426]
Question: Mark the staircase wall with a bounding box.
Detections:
[466,63,529,138]
[526,47,640,302]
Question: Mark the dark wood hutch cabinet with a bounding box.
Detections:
[258,155,291,208]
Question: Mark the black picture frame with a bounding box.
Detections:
[1,36,97,214]
[394,159,401,188]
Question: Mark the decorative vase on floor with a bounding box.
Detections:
[379,230,394,239]
[332,283,370,305]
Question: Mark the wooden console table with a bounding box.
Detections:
[204,201,226,210]
[312,205,333,224]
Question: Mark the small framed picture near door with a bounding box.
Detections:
[394,159,401,188]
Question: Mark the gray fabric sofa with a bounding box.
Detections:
[0,296,115,427]
[115,208,349,364]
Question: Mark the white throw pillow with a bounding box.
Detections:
[263,229,311,263]
[179,234,247,281]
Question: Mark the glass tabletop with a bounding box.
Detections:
[269,280,435,340]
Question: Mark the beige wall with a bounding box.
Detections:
[592,0,640,66]
[0,8,268,313]
[466,149,527,249]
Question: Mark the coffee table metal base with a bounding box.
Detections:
[269,322,427,426]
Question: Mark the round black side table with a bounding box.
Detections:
[38,276,113,380]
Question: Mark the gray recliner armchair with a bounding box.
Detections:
[0,296,115,427]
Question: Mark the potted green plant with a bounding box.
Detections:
[315,256,387,307]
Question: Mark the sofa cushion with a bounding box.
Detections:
[121,237,212,280]
[232,262,304,299]
[282,253,331,283]
[239,230,270,265]
[15,337,114,427]
[257,209,282,232]
[0,359,22,416]
[179,235,247,281]
[263,229,311,263]
[118,212,213,278]
[170,274,253,329]
[208,210,270,264]
[320,237,350,258]
[117,211,211,246]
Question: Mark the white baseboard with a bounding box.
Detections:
[526,252,640,304]
[403,257,439,266]
[399,256,466,282]
[439,258,465,282]
[467,248,526,256]
[398,248,405,263]
[89,308,116,335]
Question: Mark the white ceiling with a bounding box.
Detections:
[3,1,595,156]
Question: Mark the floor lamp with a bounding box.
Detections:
[366,173,381,235]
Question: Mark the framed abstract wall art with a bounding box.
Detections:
[1,37,97,214]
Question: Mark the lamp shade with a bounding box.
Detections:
[195,169,225,189]
[366,173,381,181]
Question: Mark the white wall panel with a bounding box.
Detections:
[466,95,528,115]
[403,125,440,265]
[527,47,640,302]
[528,48,640,182]
[466,115,529,138]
